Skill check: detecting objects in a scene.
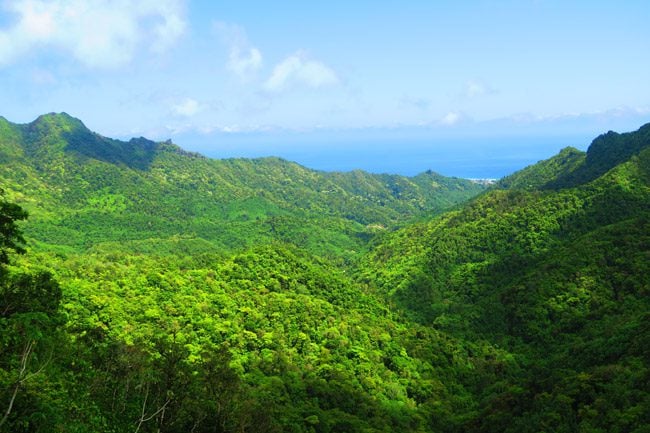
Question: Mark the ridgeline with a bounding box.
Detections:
[0,114,648,432]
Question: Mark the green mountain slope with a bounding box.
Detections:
[1,200,493,433]
[360,122,650,432]
[498,123,650,190]
[0,113,483,259]
[0,113,489,433]
[497,146,585,190]
[1,116,648,433]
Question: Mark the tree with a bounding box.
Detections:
[0,189,27,266]
[0,193,62,431]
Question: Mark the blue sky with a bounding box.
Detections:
[0,0,649,175]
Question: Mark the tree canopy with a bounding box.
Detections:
[0,116,648,432]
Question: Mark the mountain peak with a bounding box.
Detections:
[497,122,650,191]
[545,121,650,188]
[34,111,77,121]
[29,112,88,132]
[496,145,585,190]
[16,113,166,170]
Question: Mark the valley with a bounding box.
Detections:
[0,115,648,433]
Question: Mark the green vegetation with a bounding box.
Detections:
[360,124,650,432]
[0,114,648,432]
[0,113,482,261]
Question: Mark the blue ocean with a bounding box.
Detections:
[195,133,592,179]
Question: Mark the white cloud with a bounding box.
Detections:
[440,111,461,126]
[214,22,262,78]
[172,97,202,117]
[149,2,186,53]
[264,51,338,92]
[463,80,496,98]
[229,46,262,76]
[0,0,186,68]
[508,106,650,124]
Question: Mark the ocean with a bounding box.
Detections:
[194,134,592,179]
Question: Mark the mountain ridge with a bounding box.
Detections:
[0,117,648,432]
[0,113,484,257]
[497,122,650,191]
[358,121,650,432]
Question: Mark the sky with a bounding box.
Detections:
[0,0,649,176]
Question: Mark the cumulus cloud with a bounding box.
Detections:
[229,46,262,76]
[440,111,462,126]
[0,0,186,68]
[264,51,338,92]
[214,22,262,78]
[463,80,496,98]
[171,97,203,117]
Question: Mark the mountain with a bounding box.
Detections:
[0,116,648,433]
[360,122,650,432]
[0,113,486,433]
[0,113,483,258]
[497,123,650,190]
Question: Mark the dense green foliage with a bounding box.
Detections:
[0,192,63,432]
[0,113,482,260]
[0,115,648,432]
[361,124,650,432]
[0,190,28,263]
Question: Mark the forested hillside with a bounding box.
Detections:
[360,124,650,431]
[0,113,482,260]
[0,116,648,432]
